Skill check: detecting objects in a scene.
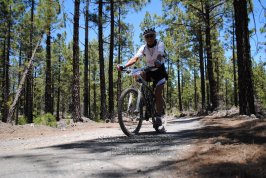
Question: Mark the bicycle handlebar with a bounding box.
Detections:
[122,66,158,76]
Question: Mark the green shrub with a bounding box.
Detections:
[167,107,181,116]
[34,113,57,127]
[66,119,71,125]
[18,116,27,125]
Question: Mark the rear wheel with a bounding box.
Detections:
[118,88,143,136]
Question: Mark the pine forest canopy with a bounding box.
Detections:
[0,0,265,124]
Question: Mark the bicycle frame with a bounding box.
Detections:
[118,66,167,136]
[136,76,154,114]
[124,67,156,120]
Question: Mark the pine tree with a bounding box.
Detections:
[72,0,82,122]
[108,0,115,120]
[234,0,255,115]
[98,0,107,120]
[83,0,90,118]
[37,0,61,115]
[25,0,34,123]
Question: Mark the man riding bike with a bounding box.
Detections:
[117,28,168,127]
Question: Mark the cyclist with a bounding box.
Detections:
[117,28,168,126]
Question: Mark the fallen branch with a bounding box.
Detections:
[7,35,43,123]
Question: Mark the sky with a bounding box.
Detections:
[124,1,163,45]
[63,0,163,46]
[62,0,265,62]
[247,0,266,62]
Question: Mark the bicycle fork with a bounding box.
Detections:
[127,92,133,112]
[126,89,142,114]
[134,89,142,114]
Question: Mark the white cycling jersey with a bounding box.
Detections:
[134,41,165,68]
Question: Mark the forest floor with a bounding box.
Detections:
[0,108,265,178]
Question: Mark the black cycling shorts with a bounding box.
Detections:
[146,64,168,88]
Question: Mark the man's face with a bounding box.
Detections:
[145,34,156,46]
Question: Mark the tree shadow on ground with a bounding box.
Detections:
[193,153,266,178]
[0,117,265,177]
[36,118,265,177]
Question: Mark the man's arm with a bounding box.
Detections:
[117,56,139,71]
[157,42,165,62]
[154,42,165,67]
[123,44,144,67]
[124,56,139,68]
[117,45,144,71]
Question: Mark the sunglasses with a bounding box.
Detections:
[145,34,155,39]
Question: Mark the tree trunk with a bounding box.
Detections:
[0,40,4,121]
[198,28,206,110]
[72,0,82,122]
[7,37,42,123]
[98,0,107,120]
[25,0,34,123]
[234,0,255,115]
[56,53,61,121]
[1,38,4,119]
[205,2,219,110]
[204,52,210,108]
[232,11,238,107]
[108,0,114,120]
[1,38,7,122]
[166,54,170,105]
[117,6,122,112]
[83,0,89,118]
[88,48,91,118]
[214,30,220,99]
[16,42,23,124]
[194,62,198,110]
[3,5,12,122]
[177,59,182,111]
[93,64,97,120]
[45,26,53,114]
[225,79,228,108]
[169,62,173,108]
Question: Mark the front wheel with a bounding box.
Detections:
[118,88,143,136]
[154,116,167,133]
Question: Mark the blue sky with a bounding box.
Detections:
[63,0,163,46]
[62,0,265,62]
[124,1,163,45]
[248,0,266,62]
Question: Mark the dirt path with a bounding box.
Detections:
[0,117,202,178]
[0,116,265,178]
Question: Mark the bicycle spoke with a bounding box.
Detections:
[118,88,143,136]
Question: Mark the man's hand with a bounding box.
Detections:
[154,59,162,67]
[154,54,163,67]
[117,64,126,71]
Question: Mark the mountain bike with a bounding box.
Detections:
[118,66,167,136]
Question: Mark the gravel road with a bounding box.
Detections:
[0,117,202,178]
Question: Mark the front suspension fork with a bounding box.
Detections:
[134,89,142,113]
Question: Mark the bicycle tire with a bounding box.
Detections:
[118,88,143,136]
